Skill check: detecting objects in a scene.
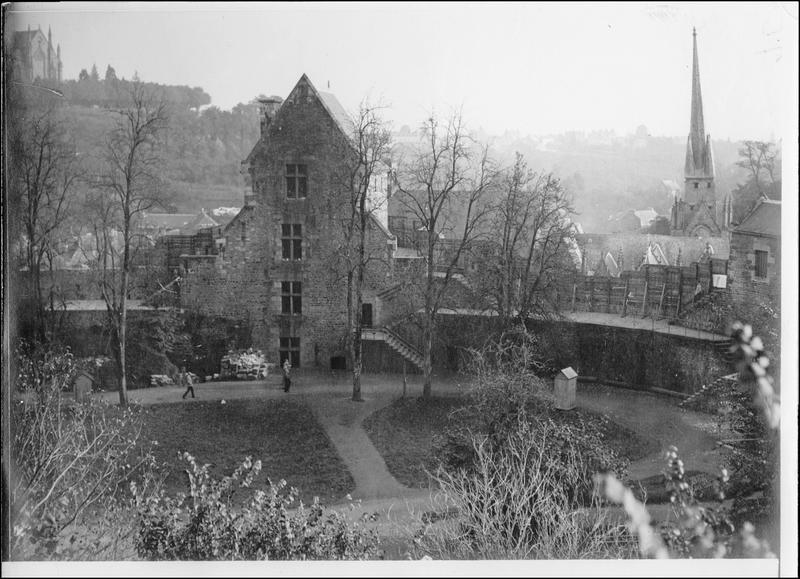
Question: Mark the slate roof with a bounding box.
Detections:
[734,199,781,238]
[318,89,355,137]
[140,213,196,231]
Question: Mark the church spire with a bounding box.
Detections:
[685,28,713,179]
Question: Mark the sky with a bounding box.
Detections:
[6,1,798,141]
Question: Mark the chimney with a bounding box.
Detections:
[257,96,283,136]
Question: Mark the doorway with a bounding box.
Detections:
[361,303,373,328]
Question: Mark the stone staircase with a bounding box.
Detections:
[361,326,425,371]
[680,373,739,412]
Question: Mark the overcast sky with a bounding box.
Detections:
[7,2,798,141]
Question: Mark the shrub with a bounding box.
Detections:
[10,343,157,560]
[414,418,637,559]
[133,453,381,561]
[436,324,629,495]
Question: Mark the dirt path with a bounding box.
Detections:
[303,390,420,501]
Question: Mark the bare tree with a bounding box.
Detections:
[394,112,495,398]
[733,140,781,222]
[345,104,392,401]
[736,140,780,196]
[92,82,168,405]
[10,105,80,343]
[480,153,575,326]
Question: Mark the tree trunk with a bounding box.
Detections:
[33,258,46,343]
[118,272,129,406]
[422,318,433,398]
[352,301,363,402]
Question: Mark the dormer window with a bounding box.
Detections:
[286,164,307,198]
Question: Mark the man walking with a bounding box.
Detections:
[180,366,195,399]
[282,358,292,393]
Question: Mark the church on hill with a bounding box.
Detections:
[12,25,63,84]
[670,28,732,237]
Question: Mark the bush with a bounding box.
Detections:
[415,418,637,559]
[133,453,381,561]
[10,343,157,560]
[436,325,629,495]
[415,327,632,559]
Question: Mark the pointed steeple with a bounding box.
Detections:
[685,28,713,179]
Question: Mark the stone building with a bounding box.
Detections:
[728,198,781,311]
[12,26,62,83]
[670,28,731,237]
[181,75,399,369]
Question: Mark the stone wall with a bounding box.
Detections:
[404,314,731,394]
[362,340,422,374]
[526,320,731,394]
[728,230,780,312]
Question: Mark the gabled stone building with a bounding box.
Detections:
[181,75,398,368]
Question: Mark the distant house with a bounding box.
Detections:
[608,210,641,234]
[138,209,220,239]
[728,198,780,311]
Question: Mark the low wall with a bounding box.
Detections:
[526,320,731,395]
[426,315,731,395]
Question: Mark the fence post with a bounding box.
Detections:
[621,278,630,318]
[641,280,649,318]
[708,258,714,293]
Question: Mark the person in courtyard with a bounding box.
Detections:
[180,366,195,399]
[283,358,292,392]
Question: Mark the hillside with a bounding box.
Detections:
[41,74,751,228]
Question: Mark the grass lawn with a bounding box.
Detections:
[140,398,354,505]
[363,395,660,490]
[363,397,462,488]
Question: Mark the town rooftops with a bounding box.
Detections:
[139,210,220,234]
[734,198,781,238]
